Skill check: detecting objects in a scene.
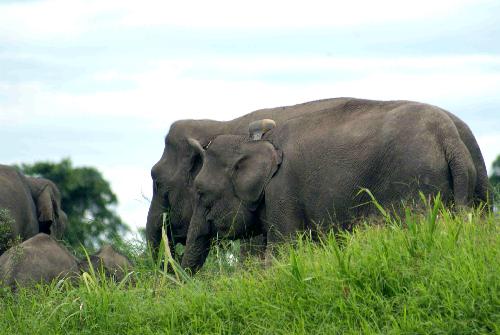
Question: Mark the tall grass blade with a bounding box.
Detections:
[357,188,389,221]
[160,214,191,284]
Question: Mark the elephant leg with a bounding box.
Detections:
[258,177,306,265]
[262,202,304,267]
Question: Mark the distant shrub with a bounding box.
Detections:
[0,208,15,251]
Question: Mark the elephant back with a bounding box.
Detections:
[0,233,78,288]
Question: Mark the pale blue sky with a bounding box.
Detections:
[1,0,499,230]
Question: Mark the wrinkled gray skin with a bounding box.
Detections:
[146,98,490,259]
[0,165,68,255]
[146,99,353,256]
[0,233,78,288]
[0,238,132,288]
[79,245,133,281]
[182,98,490,272]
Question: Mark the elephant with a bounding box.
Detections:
[1,236,133,288]
[78,245,133,281]
[0,233,78,288]
[180,98,489,272]
[146,97,491,260]
[0,165,68,255]
[146,98,361,257]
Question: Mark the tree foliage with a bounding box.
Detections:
[489,154,500,207]
[19,158,129,251]
[490,154,500,187]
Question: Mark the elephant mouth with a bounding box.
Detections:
[153,179,170,207]
[163,222,187,246]
[160,190,170,209]
[206,218,216,236]
[171,235,187,246]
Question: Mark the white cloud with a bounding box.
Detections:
[0,0,491,40]
[3,54,500,123]
[115,0,485,29]
[0,82,43,124]
[99,165,152,230]
[0,0,101,39]
[192,55,500,75]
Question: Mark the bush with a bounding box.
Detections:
[0,209,15,252]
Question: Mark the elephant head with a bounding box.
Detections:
[146,120,226,258]
[181,120,282,273]
[78,245,133,281]
[26,177,68,239]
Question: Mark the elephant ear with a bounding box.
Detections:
[187,138,206,175]
[187,138,206,158]
[27,177,64,236]
[36,185,56,223]
[232,141,282,206]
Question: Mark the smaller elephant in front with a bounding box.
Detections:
[0,233,79,288]
[0,235,133,288]
[79,245,133,281]
[0,165,68,255]
[181,100,483,273]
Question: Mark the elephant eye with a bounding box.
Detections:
[196,188,205,200]
[196,188,210,206]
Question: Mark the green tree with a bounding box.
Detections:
[19,158,129,251]
[490,155,500,188]
[489,155,500,207]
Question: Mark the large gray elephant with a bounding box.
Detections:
[0,233,78,288]
[146,98,361,255]
[0,165,68,255]
[181,98,489,272]
[146,98,491,259]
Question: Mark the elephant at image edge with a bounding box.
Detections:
[0,164,68,255]
[0,234,133,288]
[181,99,486,272]
[146,98,491,258]
[0,233,78,288]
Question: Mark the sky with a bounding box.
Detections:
[1,0,499,231]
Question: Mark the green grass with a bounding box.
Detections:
[0,203,499,334]
[0,208,19,253]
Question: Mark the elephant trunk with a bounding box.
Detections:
[146,194,174,259]
[180,207,211,274]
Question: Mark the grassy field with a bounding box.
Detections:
[0,200,499,334]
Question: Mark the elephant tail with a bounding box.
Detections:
[441,109,492,207]
[464,139,493,206]
[443,134,476,207]
[461,133,492,207]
